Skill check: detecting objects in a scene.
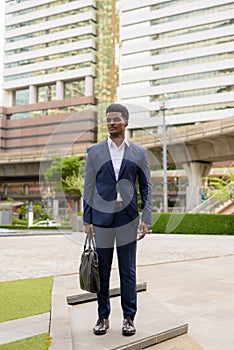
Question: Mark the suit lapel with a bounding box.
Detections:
[118,143,131,179]
[102,140,116,180]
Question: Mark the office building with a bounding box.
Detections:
[119,0,234,132]
[0,0,98,211]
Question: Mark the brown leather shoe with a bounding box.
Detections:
[122,316,136,336]
[93,318,109,335]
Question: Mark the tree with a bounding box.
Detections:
[44,156,84,197]
[62,160,85,197]
[18,204,46,220]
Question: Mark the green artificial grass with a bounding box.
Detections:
[0,277,53,323]
[0,333,51,350]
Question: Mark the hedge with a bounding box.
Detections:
[151,213,234,235]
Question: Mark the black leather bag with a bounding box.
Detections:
[79,235,100,293]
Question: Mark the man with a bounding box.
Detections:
[83,103,152,336]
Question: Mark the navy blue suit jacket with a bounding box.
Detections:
[83,139,152,227]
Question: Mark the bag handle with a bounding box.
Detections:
[84,235,96,250]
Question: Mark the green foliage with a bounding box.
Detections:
[0,277,53,322]
[207,165,234,203]
[151,213,234,235]
[62,160,85,196]
[44,156,63,192]
[11,218,27,226]
[18,205,47,220]
[18,205,27,217]
[0,334,50,350]
[208,178,234,203]
[44,156,84,195]
[33,204,47,219]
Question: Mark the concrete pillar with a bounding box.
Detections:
[29,85,37,104]
[125,128,132,139]
[53,199,59,220]
[56,80,65,100]
[3,90,13,107]
[183,161,212,211]
[85,76,93,96]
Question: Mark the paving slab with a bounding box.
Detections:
[137,256,234,350]
[70,291,188,350]
[148,334,204,350]
[0,313,50,345]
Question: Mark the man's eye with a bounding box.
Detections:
[107,118,121,123]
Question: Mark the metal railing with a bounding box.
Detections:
[190,182,233,214]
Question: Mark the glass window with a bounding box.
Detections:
[152,51,234,70]
[150,3,234,26]
[65,80,85,98]
[38,84,56,102]
[5,35,92,55]
[151,68,234,86]
[151,35,234,55]
[9,104,95,120]
[150,85,234,101]
[150,101,234,117]
[6,7,93,30]
[5,48,92,68]
[152,19,233,40]
[7,0,84,17]
[15,89,29,105]
[10,112,30,120]
[4,62,93,81]
[6,20,94,44]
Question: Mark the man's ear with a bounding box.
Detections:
[124,121,128,128]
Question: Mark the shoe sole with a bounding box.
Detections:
[93,330,107,335]
[122,330,136,336]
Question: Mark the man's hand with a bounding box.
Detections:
[84,224,95,236]
[137,221,150,241]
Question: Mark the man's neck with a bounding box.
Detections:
[110,136,125,147]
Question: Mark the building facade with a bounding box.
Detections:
[119,0,234,131]
[0,0,99,213]
[0,0,233,214]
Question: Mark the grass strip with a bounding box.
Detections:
[0,333,51,350]
[0,277,53,323]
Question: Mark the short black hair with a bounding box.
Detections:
[106,103,129,121]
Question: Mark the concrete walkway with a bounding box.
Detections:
[0,313,50,345]
[0,232,234,349]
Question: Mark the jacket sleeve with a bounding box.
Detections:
[83,149,96,225]
[138,148,152,224]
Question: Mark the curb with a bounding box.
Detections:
[49,276,73,350]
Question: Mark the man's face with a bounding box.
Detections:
[106,112,128,138]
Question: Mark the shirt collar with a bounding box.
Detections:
[107,137,129,148]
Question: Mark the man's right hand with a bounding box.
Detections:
[84,224,95,236]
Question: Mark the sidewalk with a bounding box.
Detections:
[0,233,234,349]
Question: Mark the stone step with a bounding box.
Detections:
[67,282,147,305]
[70,290,188,350]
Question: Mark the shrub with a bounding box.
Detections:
[151,213,234,235]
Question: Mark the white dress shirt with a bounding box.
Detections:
[107,137,129,201]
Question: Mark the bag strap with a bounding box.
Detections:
[84,235,96,250]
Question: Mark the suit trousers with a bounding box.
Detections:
[94,210,138,320]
